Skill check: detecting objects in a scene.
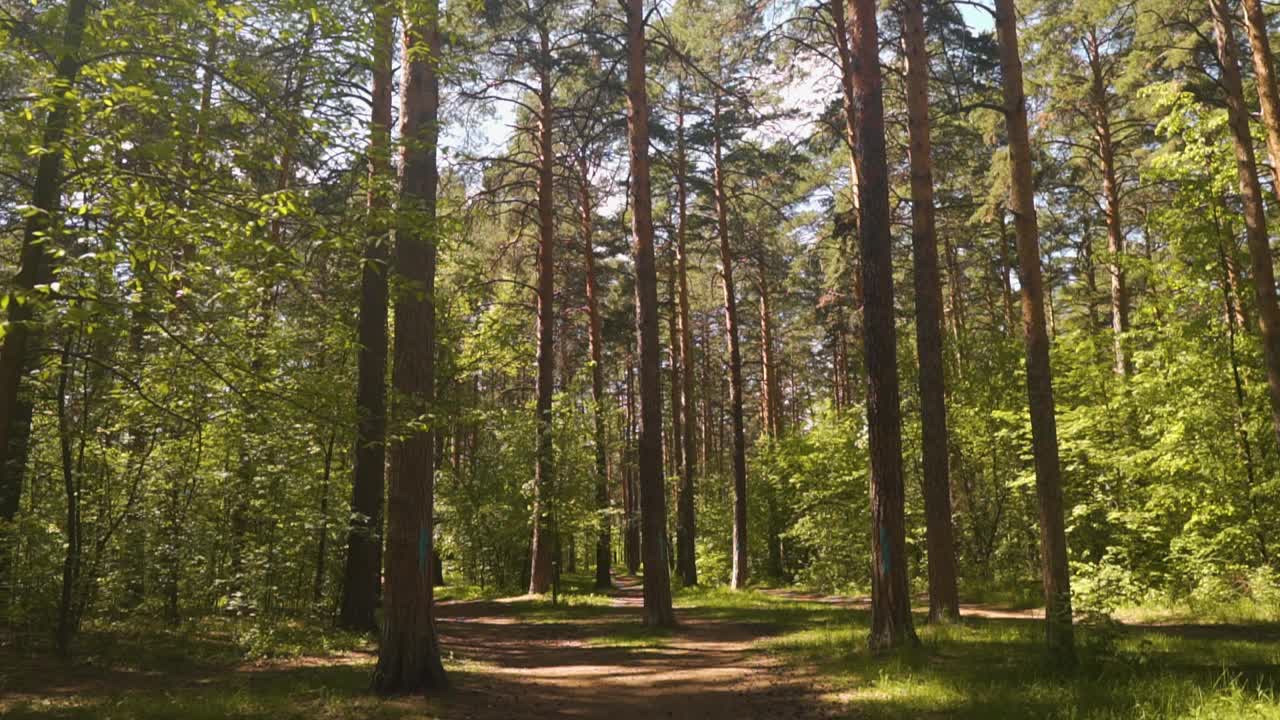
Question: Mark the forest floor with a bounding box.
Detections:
[3,575,1279,719]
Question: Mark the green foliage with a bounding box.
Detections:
[751,407,869,592]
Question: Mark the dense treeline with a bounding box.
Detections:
[4,0,1280,689]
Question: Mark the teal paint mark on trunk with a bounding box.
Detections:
[418,527,429,577]
[879,525,891,575]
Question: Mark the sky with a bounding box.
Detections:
[443,1,998,193]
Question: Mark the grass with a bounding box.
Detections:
[5,577,1279,719]
[1112,597,1280,626]
[762,608,1280,719]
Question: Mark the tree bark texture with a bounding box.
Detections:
[995,0,1075,665]
[852,0,918,651]
[625,0,675,626]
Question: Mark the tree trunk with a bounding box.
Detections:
[528,26,557,595]
[666,257,684,541]
[339,0,393,632]
[1214,210,1271,562]
[997,211,1017,334]
[757,259,785,581]
[580,160,613,591]
[674,94,698,587]
[994,0,1075,665]
[711,101,750,591]
[625,0,676,627]
[372,0,447,692]
[943,233,966,375]
[900,0,960,624]
[852,0,918,651]
[0,0,90,538]
[623,356,641,574]
[315,430,336,604]
[757,258,782,438]
[833,0,865,411]
[1211,0,1280,449]
[1223,223,1251,331]
[55,342,79,657]
[1084,29,1130,376]
[832,0,862,212]
[1241,0,1280,207]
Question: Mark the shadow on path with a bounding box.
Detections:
[431,575,839,719]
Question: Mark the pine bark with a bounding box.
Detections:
[1241,0,1280,207]
[1211,0,1280,448]
[528,26,557,595]
[994,0,1075,665]
[667,260,684,524]
[674,95,698,587]
[852,0,918,651]
[757,259,782,439]
[1084,29,1130,376]
[900,0,960,623]
[339,0,393,632]
[625,0,676,627]
[580,160,613,591]
[372,0,447,692]
[623,358,641,575]
[711,99,750,591]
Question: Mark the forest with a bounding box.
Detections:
[3,0,1280,717]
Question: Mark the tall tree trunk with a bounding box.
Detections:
[1085,30,1130,376]
[0,0,90,544]
[528,26,557,595]
[832,0,861,213]
[756,258,785,581]
[674,93,698,587]
[711,100,750,591]
[757,258,783,439]
[624,0,675,627]
[1241,0,1280,207]
[996,211,1017,334]
[701,315,714,472]
[121,289,152,609]
[580,160,613,591]
[852,0,918,651]
[340,0,393,632]
[1211,0,1280,448]
[373,0,447,692]
[995,0,1075,665]
[315,430,336,604]
[666,257,684,535]
[833,0,865,410]
[900,0,960,624]
[1223,223,1251,331]
[623,357,641,575]
[1214,211,1271,562]
[943,233,967,375]
[54,341,79,657]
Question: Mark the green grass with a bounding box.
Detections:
[1113,597,1280,626]
[581,623,675,649]
[762,610,1280,719]
[6,581,1280,719]
[669,581,1280,718]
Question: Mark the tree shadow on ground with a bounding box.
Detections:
[768,606,1280,719]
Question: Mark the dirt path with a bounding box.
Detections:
[431,577,838,719]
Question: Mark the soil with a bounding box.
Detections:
[429,577,839,719]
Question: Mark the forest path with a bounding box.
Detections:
[430,576,839,719]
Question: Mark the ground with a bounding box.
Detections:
[3,576,1279,719]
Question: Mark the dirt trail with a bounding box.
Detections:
[432,577,837,719]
